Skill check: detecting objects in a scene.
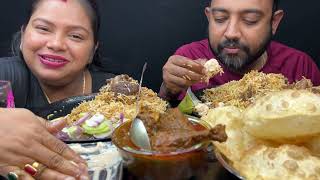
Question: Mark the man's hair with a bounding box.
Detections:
[273,0,280,12]
[208,0,280,12]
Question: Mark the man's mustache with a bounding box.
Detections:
[218,40,249,53]
[220,40,241,48]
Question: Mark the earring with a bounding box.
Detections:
[19,43,22,51]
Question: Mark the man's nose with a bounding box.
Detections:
[46,34,67,51]
[224,20,241,41]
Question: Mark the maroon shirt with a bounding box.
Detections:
[173,39,320,100]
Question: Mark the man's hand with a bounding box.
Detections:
[161,55,206,99]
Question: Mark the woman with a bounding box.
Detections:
[0,0,114,110]
[0,0,113,179]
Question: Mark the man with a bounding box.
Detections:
[160,0,320,100]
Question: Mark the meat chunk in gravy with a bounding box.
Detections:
[150,124,227,152]
[107,74,139,95]
[139,108,227,152]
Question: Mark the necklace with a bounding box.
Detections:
[43,71,86,104]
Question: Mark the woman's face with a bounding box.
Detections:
[21,0,95,85]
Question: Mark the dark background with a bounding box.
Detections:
[0,0,319,91]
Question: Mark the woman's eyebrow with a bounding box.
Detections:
[32,18,53,25]
[32,18,90,34]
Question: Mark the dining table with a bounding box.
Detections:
[122,160,240,180]
[67,141,241,180]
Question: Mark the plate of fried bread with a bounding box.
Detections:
[199,71,320,180]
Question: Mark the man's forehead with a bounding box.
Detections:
[210,0,273,12]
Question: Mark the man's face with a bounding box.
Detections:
[206,0,276,71]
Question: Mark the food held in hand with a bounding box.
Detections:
[203,58,224,83]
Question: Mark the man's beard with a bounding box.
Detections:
[209,29,272,72]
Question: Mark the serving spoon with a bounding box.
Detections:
[129,62,152,151]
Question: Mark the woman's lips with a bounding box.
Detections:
[39,54,69,68]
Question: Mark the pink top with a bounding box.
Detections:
[173,39,320,100]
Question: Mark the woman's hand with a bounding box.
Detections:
[0,108,89,179]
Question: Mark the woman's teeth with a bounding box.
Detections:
[44,57,64,62]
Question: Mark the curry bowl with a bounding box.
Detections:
[112,116,216,180]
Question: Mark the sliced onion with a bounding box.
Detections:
[120,113,124,124]
[85,113,105,127]
[85,120,99,127]
[55,131,70,141]
[73,112,91,126]
[73,126,84,139]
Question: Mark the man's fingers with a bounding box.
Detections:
[165,74,192,92]
[166,64,204,82]
[169,55,205,75]
[194,58,208,67]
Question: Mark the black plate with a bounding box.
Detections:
[35,93,96,120]
[193,89,205,102]
[36,93,110,144]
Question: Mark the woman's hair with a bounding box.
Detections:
[11,0,103,68]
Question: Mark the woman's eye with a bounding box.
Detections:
[69,34,84,40]
[35,26,49,32]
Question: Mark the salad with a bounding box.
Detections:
[55,112,122,141]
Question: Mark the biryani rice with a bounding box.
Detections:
[66,85,167,125]
[202,71,288,109]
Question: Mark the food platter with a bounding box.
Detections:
[214,149,244,180]
[36,93,111,144]
[199,74,320,180]
[36,75,168,144]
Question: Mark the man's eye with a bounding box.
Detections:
[214,18,227,23]
[243,19,258,25]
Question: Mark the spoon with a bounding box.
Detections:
[129,62,152,150]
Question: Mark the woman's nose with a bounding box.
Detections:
[46,34,67,51]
